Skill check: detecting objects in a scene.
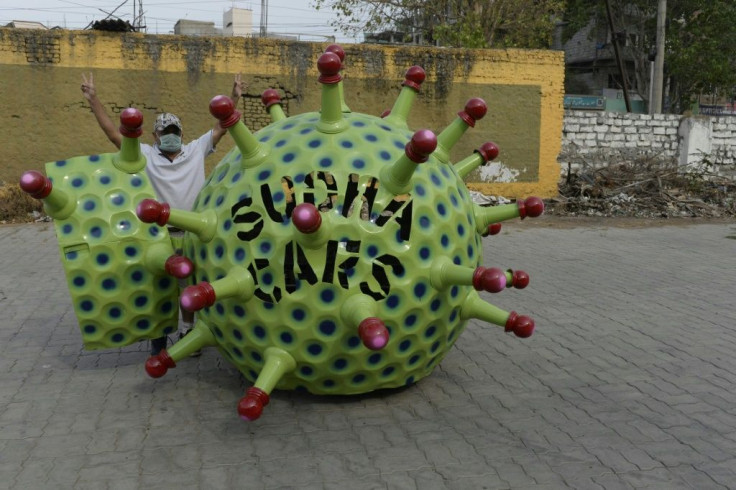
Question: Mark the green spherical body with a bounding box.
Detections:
[187,111,483,394]
[41,156,179,350]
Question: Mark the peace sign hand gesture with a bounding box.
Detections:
[81,72,97,101]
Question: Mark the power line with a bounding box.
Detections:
[1,0,352,39]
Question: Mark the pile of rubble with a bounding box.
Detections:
[545,157,736,219]
[0,182,44,224]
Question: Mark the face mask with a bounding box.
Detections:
[158,133,182,153]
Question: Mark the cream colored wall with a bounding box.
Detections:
[0,28,563,198]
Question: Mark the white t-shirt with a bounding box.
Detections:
[141,130,214,211]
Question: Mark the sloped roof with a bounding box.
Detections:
[6,20,49,30]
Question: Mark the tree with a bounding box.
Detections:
[666,1,736,111]
[562,0,736,112]
[312,0,565,49]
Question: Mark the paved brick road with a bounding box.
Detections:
[1,219,735,489]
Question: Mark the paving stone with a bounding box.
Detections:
[3,221,736,488]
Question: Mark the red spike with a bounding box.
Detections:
[472,267,486,290]
[318,52,342,84]
[472,267,506,293]
[476,142,499,162]
[482,223,502,237]
[238,386,270,421]
[510,270,530,289]
[402,66,426,91]
[517,197,545,219]
[181,282,216,311]
[119,108,143,138]
[405,129,437,163]
[457,98,487,127]
[325,44,345,64]
[210,95,240,128]
[504,312,535,338]
[136,199,170,226]
[145,350,176,378]
[358,318,389,350]
[19,170,52,199]
[291,203,322,234]
[261,89,282,109]
[165,255,194,279]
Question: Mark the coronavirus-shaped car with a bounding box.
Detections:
[22,45,543,421]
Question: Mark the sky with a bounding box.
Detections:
[0,0,362,43]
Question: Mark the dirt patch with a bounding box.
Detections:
[0,184,43,224]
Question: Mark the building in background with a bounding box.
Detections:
[5,20,49,30]
[556,18,646,114]
[174,19,219,36]
[223,7,253,38]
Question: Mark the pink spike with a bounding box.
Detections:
[136,198,170,226]
[292,203,322,234]
[358,318,389,350]
[517,197,545,219]
[210,95,241,128]
[165,255,194,279]
[19,171,52,199]
[145,350,176,378]
[119,108,143,138]
[181,282,216,311]
[318,52,342,84]
[238,386,270,421]
[457,98,487,127]
[380,109,391,118]
[510,270,530,289]
[505,312,535,338]
[261,89,282,109]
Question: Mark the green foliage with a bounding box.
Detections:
[666,0,736,109]
[561,0,736,112]
[312,0,565,49]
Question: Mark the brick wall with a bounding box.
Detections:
[560,110,736,176]
[0,28,565,198]
[712,118,736,165]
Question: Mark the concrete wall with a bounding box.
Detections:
[560,110,736,176]
[0,28,564,198]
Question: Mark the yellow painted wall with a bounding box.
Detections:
[0,28,563,198]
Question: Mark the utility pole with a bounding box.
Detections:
[604,0,632,112]
[651,0,667,113]
[260,0,268,37]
